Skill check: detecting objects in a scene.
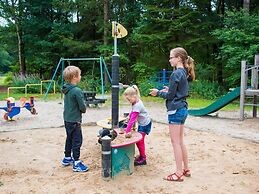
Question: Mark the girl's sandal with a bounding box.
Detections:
[163,173,184,182]
[183,169,191,177]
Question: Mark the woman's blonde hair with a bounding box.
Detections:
[63,66,81,83]
[123,85,140,98]
[171,47,195,81]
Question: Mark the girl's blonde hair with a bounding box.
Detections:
[171,47,195,81]
[63,66,81,83]
[123,85,140,98]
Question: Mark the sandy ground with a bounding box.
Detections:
[0,99,259,194]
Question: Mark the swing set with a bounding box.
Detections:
[43,56,111,101]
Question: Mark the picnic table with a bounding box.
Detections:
[82,91,106,107]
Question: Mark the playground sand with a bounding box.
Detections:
[0,100,259,193]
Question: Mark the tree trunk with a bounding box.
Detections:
[243,0,250,11]
[217,0,225,15]
[15,22,26,75]
[103,0,109,85]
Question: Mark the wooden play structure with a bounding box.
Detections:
[240,54,259,120]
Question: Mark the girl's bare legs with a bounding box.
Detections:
[169,124,183,176]
[180,125,189,170]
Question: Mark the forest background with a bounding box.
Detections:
[0,0,258,99]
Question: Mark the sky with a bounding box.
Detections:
[0,17,7,26]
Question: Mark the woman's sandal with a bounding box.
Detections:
[183,169,191,177]
[163,173,184,182]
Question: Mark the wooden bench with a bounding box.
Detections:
[82,91,106,107]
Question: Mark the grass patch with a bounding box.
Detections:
[0,91,250,112]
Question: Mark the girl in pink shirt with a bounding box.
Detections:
[124,85,152,166]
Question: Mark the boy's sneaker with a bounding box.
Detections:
[134,156,147,166]
[73,160,89,172]
[61,157,74,166]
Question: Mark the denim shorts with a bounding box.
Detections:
[168,107,188,125]
[138,121,152,135]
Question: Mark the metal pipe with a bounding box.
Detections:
[100,57,105,98]
[101,135,111,178]
[112,54,119,129]
[114,22,118,55]
[62,58,100,61]
[43,58,62,100]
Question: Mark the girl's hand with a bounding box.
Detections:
[160,86,168,92]
[125,132,132,138]
[119,128,125,134]
[149,88,159,96]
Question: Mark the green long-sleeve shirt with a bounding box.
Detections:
[62,83,86,122]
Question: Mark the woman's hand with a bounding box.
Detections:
[149,88,159,96]
[160,86,168,92]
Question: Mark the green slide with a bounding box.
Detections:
[188,87,240,116]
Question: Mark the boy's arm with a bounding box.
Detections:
[125,112,139,133]
[75,89,86,113]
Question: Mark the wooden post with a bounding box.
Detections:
[240,60,246,120]
[252,54,259,117]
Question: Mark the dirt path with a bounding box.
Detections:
[0,100,259,193]
[1,100,259,143]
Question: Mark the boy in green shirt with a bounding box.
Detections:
[61,66,88,172]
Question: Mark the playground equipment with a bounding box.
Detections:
[188,54,259,119]
[0,96,37,121]
[240,54,259,120]
[7,80,55,97]
[43,57,111,101]
[97,116,142,178]
[156,69,173,89]
[83,91,106,107]
[97,21,142,179]
[188,87,240,116]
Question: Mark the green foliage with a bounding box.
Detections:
[0,47,12,73]
[189,80,227,100]
[78,74,102,93]
[0,0,258,93]
[3,72,13,85]
[195,63,217,82]
[138,79,158,97]
[132,62,157,83]
[212,10,259,87]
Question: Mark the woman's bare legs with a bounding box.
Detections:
[169,124,183,176]
[180,125,189,170]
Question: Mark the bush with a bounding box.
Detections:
[78,74,103,93]
[11,74,42,93]
[3,72,13,85]
[190,80,227,99]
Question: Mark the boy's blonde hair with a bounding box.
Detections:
[124,85,140,98]
[171,47,195,81]
[63,66,81,83]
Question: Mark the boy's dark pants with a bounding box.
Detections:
[64,121,82,161]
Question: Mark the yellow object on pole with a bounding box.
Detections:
[112,22,128,38]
